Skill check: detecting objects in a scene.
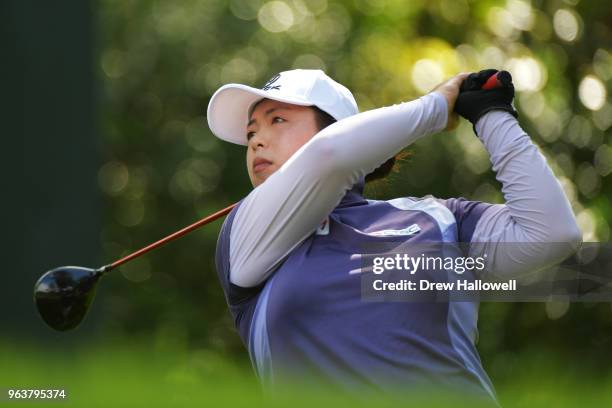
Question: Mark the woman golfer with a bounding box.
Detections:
[206,69,581,403]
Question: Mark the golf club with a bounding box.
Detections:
[34,71,511,332]
[33,202,237,331]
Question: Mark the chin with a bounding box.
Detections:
[249,174,264,187]
[252,171,273,187]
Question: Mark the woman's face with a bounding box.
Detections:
[246,98,320,187]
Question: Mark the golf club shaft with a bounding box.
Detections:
[98,74,507,274]
[103,202,237,272]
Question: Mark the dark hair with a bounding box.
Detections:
[311,105,407,183]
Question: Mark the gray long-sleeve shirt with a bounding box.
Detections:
[214,91,582,401]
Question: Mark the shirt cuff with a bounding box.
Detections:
[474,110,518,140]
[427,91,449,134]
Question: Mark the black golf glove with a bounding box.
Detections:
[454,69,518,132]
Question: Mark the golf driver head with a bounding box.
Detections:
[33,266,104,331]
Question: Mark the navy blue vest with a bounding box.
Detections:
[215,179,497,402]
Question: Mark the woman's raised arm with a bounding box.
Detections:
[468,111,582,278]
[226,90,450,288]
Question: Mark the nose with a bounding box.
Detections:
[249,130,268,151]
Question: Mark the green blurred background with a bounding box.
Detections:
[6,0,612,406]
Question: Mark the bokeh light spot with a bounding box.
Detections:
[99,161,129,196]
[258,1,295,33]
[439,0,469,24]
[593,49,612,81]
[411,59,444,94]
[101,50,127,78]
[221,57,257,84]
[553,9,581,42]
[304,0,327,15]
[120,257,151,283]
[545,299,570,320]
[575,162,600,198]
[578,75,607,111]
[292,54,327,70]
[168,159,220,204]
[507,0,534,31]
[505,57,547,92]
[519,91,546,119]
[592,102,612,131]
[566,115,593,148]
[116,197,145,227]
[230,0,262,20]
[487,7,517,39]
[594,144,612,176]
[577,208,597,241]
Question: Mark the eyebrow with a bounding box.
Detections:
[247,107,292,127]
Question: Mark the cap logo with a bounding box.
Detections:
[262,74,281,91]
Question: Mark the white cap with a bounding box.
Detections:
[206,69,359,145]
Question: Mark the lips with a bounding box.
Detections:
[253,157,273,174]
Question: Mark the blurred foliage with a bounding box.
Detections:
[4,341,612,407]
[95,0,612,384]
